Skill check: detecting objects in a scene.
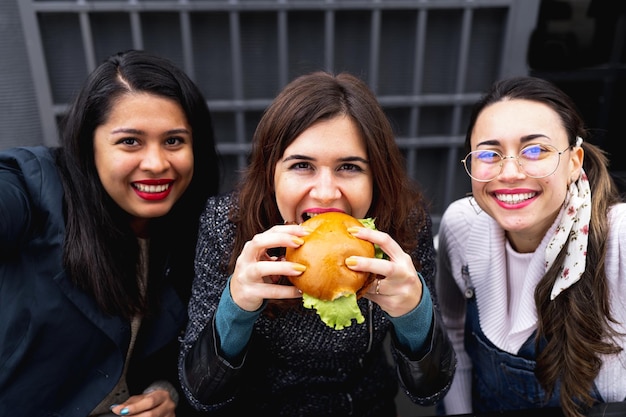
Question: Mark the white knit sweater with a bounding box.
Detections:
[436,198,626,414]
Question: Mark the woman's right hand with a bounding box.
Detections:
[229,224,309,311]
[109,389,175,417]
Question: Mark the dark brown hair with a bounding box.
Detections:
[228,71,427,279]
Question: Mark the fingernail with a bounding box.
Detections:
[345,257,358,267]
[292,237,304,245]
[347,227,360,234]
[292,263,307,272]
[302,226,314,233]
[109,405,118,411]
[120,408,129,416]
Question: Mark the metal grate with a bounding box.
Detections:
[0,0,43,148]
[14,0,540,233]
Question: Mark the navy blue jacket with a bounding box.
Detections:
[0,147,193,416]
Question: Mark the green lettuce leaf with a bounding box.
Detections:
[300,217,384,330]
[359,217,384,259]
[359,217,376,230]
[302,293,364,330]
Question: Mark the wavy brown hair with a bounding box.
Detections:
[465,76,623,417]
[228,71,428,285]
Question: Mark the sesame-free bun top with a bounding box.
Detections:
[285,212,375,301]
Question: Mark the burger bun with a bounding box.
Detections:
[285,212,375,301]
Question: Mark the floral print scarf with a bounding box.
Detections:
[546,166,591,300]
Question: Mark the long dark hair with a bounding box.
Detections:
[466,76,622,417]
[228,71,428,276]
[56,50,220,319]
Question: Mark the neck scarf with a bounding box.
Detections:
[546,168,591,300]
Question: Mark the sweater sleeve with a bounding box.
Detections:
[436,200,473,414]
[0,147,64,250]
[215,277,262,360]
[179,194,245,411]
[387,273,433,355]
[387,204,457,405]
[0,153,32,247]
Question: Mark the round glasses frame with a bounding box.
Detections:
[461,143,573,182]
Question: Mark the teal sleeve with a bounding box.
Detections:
[386,272,433,355]
[215,276,263,360]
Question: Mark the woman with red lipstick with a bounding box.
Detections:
[436,76,626,417]
[0,50,219,417]
[179,71,455,416]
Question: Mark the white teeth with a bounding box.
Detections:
[495,192,535,204]
[134,183,169,193]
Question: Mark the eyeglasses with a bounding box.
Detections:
[461,143,572,182]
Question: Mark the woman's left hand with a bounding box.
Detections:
[346,226,423,317]
[109,389,176,416]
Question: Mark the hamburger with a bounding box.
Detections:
[285,211,379,330]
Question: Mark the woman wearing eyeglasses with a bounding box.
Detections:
[436,76,626,417]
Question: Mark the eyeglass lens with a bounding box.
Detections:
[463,144,561,181]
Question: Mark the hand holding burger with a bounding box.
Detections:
[285,211,380,329]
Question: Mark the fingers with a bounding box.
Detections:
[110,390,175,416]
[230,272,303,312]
[348,226,403,261]
[363,273,423,317]
[237,225,309,280]
[230,225,308,311]
[346,227,424,317]
[345,241,413,281]
[239,224,309,264]
[346,226,417,276]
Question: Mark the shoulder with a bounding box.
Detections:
[200,192,236,228]
[0,145,54,160]
[0,147,64,246]
[608,203,626,241]
[609,202,626,221]
[202,191,235,213]
[438,197,489,256]
[197,192,237,248]
[440,197,479,234]
[0,146,59,185]
[605,203,626,318]
[602,203,626,276]
[0,146,57,174]
[0,146,62,208]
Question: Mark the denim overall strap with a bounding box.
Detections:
[465,293,560,412]
[464,289,604,412]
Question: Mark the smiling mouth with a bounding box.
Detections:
[133,183,171,193]
[495,192,536,204]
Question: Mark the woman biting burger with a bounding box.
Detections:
[180,71,456,417]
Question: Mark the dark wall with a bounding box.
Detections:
[528,0,626,178]
[0,0,43,149]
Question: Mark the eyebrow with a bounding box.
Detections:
[477,134,550,147]
[281,154,369,164]
[110,127,191,135]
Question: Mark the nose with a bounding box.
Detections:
[498,155,525,179]
[140,145,170,173]
[309,168,341,203]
